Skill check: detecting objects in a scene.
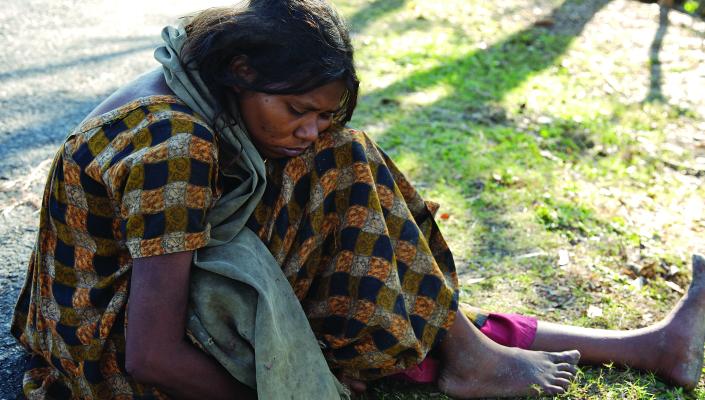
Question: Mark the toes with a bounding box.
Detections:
[542,385,567,395]
[555,370,575,381]
[556,362,578,374]
[551,350,581,364]
[550,377,572,388]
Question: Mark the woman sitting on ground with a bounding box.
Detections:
[11,0,705,398]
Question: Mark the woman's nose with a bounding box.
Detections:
[294,116,320,143]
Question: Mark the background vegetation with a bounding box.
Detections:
[682,0,705,16]
[333,0,705,398]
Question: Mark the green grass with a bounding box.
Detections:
[334,0,705,398]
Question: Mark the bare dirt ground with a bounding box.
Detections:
[0,0,703,398]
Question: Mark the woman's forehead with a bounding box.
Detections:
[287,81,346,111]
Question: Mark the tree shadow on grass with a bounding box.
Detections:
[645,5,671,103]
[360,0,611,108]
[346,0,406,34]
[352,0,612,261]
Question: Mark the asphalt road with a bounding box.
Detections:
[0,2,230,398]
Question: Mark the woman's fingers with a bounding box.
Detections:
[337,374,367,393]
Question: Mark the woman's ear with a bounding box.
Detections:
[230,56,257,92]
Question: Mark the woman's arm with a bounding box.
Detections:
[125,250,255,400]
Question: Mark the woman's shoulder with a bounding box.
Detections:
[74,69,213,137]
[76,95,211,137]
[63,73,219,190]
[66,94,217,173]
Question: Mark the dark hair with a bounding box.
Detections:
[182,0,359,125]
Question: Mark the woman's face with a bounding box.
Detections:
[237,80,346,159]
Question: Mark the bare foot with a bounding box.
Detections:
[640,253,705,389]
[439,347,580,398]
[437,311,580,398]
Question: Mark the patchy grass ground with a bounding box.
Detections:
[334,0,705,398]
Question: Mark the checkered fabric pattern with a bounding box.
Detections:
[11,95,218,399]
[247,128,459,380]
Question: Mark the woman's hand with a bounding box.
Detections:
[336,372,368,394]
[125,251,255,400]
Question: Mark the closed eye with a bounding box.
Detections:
[288,104,305,116]
[289,103,337,120]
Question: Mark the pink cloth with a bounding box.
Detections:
[395,312,537,383]
[480,312,537,349]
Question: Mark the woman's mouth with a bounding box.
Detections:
[275,146,308,157]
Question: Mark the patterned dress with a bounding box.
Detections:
[12,96,219,399]
[246,128,458,380]
[12,95,459,398]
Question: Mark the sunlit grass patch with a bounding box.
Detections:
[336,0,705,398]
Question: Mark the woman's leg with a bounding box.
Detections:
[437,310,580,398]
[530,254,705,389]
[435,253,705,398]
